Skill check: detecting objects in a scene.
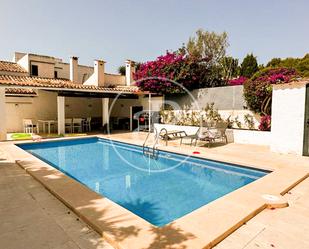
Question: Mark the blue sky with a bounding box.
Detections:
[0,0,308,73]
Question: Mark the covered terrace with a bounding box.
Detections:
[0,75,154,140]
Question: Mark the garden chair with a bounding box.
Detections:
[72,118,83,133]
[203,121,228,147]
[180,127,209,146]
[65,118,73,133]
[83,117,91,132]
[188,122,228,147]
[23,119,38,134]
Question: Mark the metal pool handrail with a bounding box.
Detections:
[142,128,160,158]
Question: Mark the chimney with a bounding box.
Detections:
[125,60,136,86]
[70,56,78,82]
[94,59,105,86]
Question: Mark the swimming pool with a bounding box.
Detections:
[18,137,268,227]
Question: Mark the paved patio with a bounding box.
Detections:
[1,132,309,248]
[0,162,113,249]
[214,177,309,249]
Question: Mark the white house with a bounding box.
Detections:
[1,52,308,157]
[0,52,163,139]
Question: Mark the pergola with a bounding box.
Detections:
[0,77,153,140]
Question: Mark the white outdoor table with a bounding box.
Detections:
[38,120,57,134]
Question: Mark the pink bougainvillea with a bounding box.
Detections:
[133,52,188,94]
[244,67,299,114]
[228,76,248,86]
[252,67,298,84]
[258,115,271,131]
[133,51,225,94]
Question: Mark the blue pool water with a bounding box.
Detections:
[18,138,268,226]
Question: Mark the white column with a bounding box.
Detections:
[70,57,79,83]
[94,60,105,87]
[125,60,136,86]
[57,96,65,135]
[0,88,7,140]
[102,98,109,126]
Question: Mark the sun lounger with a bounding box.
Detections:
[158,128,187,145]
[180,122,228,147]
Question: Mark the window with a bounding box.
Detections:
[31,65,38,76]
[54,71,58,78]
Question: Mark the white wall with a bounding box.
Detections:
[5,90,58,132]
[17,54,29,72]
[140,96,164,112]
[164,85,260,129]
[5,90,102,132]
[228,129,271,146]
[271,83,307,155]
[5,90,145,132]
[14,53,125,85]
[110,98,142,118]
[166,85,246,110]
[109,96,163,118]
[154,123,271,146]
[65,97,102,118]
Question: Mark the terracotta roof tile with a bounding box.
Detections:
[0,61,27,73]
[5,88,37,95]
[0,75,141,94]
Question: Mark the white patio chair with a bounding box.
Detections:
[193,122,228,147]
[23,119,37,134]
[83,117,91,132]
[65,118,73,133]
[72,118,83,133]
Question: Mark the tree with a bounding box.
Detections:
[240,54,259,78]
[266,58,281,67]
[183,29,230,83]
[297,56,309,77]
[266,54,309,77]
[133,29,230,94]
[117,66,126,76]
[221,56,239,80]
[186,29,229,67]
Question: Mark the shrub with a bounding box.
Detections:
[244,67,299,115]
[258,115,271,131]
[133,51,226,94]
[228,76,247,86]
[244,114,255,130]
